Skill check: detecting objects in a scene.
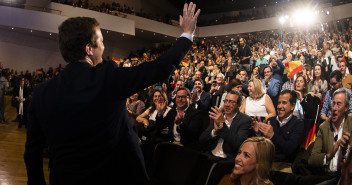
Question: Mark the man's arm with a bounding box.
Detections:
[308,124,328,168]
[196,93,212,111]
[267,79,280,97]
[320,93,331,120]
[24,92,46,185]
[110,3,200,99]
[217,115,251,152]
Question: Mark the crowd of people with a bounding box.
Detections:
[3,5,352,183]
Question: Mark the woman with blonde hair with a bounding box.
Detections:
[219,137,275,185]
[240,78,276,122]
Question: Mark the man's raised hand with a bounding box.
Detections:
[179,2,201,35]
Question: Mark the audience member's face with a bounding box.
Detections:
[232,85,242,93]
[233,142,257,177]
[216,74,224,84]
[175,81,183,90]
[195,71,202,79]
[295,76,305,92]
[340,62,347,76]
[331,93,348,124]
[223,93,239,115]
[153,91,164,104]
[193,81,203,91]
[248,82,255,97]
[240,38,245,46]
[130,93,138,101]
[330,77,342,92]
[20,78,25,86]
[200,61,205,67]
[176,90,189,110]
[89,26,105,66]
[259,53,264,59]
[264,67,272,79]
[239,71,247,82]
[277,93,295,119]
[300,56,305,64]
[253,67,259,75]
[314,66,321,78]
[270,59,277,68]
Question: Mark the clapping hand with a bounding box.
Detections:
[209,106,225,131]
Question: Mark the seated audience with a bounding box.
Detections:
[155,87,205,148]
[209,73,227,107]
[218,137,275,185]
[294,75,321,120]
[262,66,281,100]
[127,92,145,118]
[250,66,260,80]
[238,69,249,96]
[190,79,212,111]
[240,78,276,122]
[252,90,305,173]
[200,90,251,161]
[309,88,352,179]
[220,79,245,107]
[321,70,352,121]
[136,90,171,135]
[340,61,352,90]
[308,64,328,96]
[167,80,184,108]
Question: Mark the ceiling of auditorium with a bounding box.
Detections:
[167,0,288,14]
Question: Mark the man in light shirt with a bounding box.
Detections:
[309,88,352,179]
[199,90,251,161]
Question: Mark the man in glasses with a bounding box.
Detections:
[155,87,205,148]
[200,90,251,161]
[321,70,352,121]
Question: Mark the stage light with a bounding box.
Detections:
[279,16,285,24]
[327,11,330,15]
[291,8,317,26]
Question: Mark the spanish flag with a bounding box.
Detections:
[174,70,179,75]
[303,106,320,149]
[131,57,138,61]
[193,46,197,49]
[285,60,303,78]
[181,60,189,67]
[215,56,221,64]
[112,57,120,65]
[143,53,149,59]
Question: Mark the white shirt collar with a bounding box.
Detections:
[276,114,293,127]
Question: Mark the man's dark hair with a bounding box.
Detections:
[264,66,272,72]
[228,78,242,91]
[194,79,204,86]
[227,90,242,105]
[176,87,191,97]
[59,17,100,63]
[280,89,297,105]
[330,70,343,82]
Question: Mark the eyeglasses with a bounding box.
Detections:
[176,95,189,99]
[223,99,237,104]
[330,82,338,86]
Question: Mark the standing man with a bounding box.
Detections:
[0,72,8,123]
[24,3,200,185]
[237,38,252,72]
[14,77,28,128]
[309,88,352,179]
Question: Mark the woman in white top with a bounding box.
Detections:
[136,90,171,128]
[240,78,276,122]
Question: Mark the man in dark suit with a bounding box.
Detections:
[190,79,212,111]
[199,90,251,161]
[155,87,205,149]
[252,90,304,173]
[13,77,29,128]
[24,3,200,185]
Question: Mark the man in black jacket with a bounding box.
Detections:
[24,3,200,185]
[200,90,251,161]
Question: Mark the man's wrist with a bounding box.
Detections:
[180,33,193,42]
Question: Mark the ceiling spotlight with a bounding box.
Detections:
[279,16,285,24]
[11,27,14,30]
[122,34,125,36]
[106,31,109,33]
[164,36,167,37]
[141,30,143,32]
[327,11,330,15]
[30,30,33,32]
[153,33,155,35]
[49,33,52,35]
